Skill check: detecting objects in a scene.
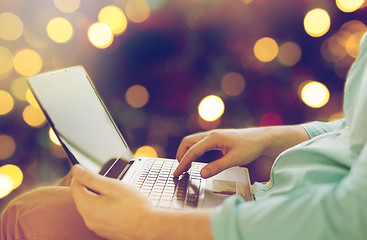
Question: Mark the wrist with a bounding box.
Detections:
[260,125,309,159]
[141,208,214,240]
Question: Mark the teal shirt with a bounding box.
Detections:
[211,33,367,240]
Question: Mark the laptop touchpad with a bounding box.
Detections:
[212,180,237,195]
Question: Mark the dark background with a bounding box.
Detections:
[0,0,366,212]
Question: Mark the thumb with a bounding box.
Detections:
[200,155,234,178]
[71,165,117,196]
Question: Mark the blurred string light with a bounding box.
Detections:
[49,128,61,146]
[304,8,330,37]
[0,46,14,78]
[24,27,49,49]
[300,81,330,108]
[259,112,283,126]
[88,22,114,49]
[0,90,14,116]
[11,77,28,101]
[336,0,365,13]
[125,0,151,23]
[198,95,225,122]
[221,72,246,96]
[198,115,221,130]
[0,12,24,41]
[125,84,150,108]
[25,89,39,107]
[98,5,128,35]
[320,20,366,78]
[13,49,43,76]
[0,174,13,199]
[47,17,74,43]
[0,134,16,160]
[146,0,167,11]
[0,164,23,199]
[134,145,158,158]
[343,20,367,58]
[277,42,302,67]
[22,105,46,128]
[253,37,279,62]
[53,0,81,13]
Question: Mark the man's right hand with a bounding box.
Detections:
[173,125,310,178]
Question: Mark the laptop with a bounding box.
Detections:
[28,65,253,209]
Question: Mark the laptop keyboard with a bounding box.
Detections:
[133,159,204,209]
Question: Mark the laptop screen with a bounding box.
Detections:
[28,66,133,174]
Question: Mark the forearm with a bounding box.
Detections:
[141,209,214,240]
[260,119,344,159]
[260,125,310,159]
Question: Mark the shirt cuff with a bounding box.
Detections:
[300,118,345,139]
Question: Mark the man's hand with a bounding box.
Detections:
[70,165,214,240]
[173,128,267,178]
[70,165,153,240]
[173,126,310,178]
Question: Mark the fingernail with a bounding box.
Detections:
[201,168,211,178]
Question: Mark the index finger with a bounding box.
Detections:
[176,132,209,161]
[173,135,221,177]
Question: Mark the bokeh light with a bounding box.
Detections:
[13,49,43,76]
[0,164,23,189]
[134,145,158,158]
[146,0,167,10]
[254,37,279,62]
[277,41,302,67]
[221,72,246,96]
[125,0,151,23]
[125,84,150,108]
[98,6,128,35]
[88,22,114,49]
[0,90,15,116]
[336,0,365,13]
[24,27,49,49]
[0,46,13,76]
[0,135,16,160]
[22,105,47,128]
[53,0,81,13]
[11,77,28,101]
[198,95,225,122]
[49,128,61,146]
[0,12,24,41]
[346,31,366,58]
[198,116,221,130]
[340,20,367,58]
[0,174,13,199]
[304,8,330,37]
[300,81,330,108]
[47,17,74,43]
[259,112,283,126]
[25,89,39,107]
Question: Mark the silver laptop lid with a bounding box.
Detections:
[28,65,134,175]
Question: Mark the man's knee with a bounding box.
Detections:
[0,186,104,240]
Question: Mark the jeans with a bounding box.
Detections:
[0,173,106,240]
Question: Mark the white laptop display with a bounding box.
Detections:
[28,65,253,209]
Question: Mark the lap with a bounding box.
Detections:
[0,186,106,240]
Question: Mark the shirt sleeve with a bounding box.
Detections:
[300,118,345,138]
[210,142,367,240]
